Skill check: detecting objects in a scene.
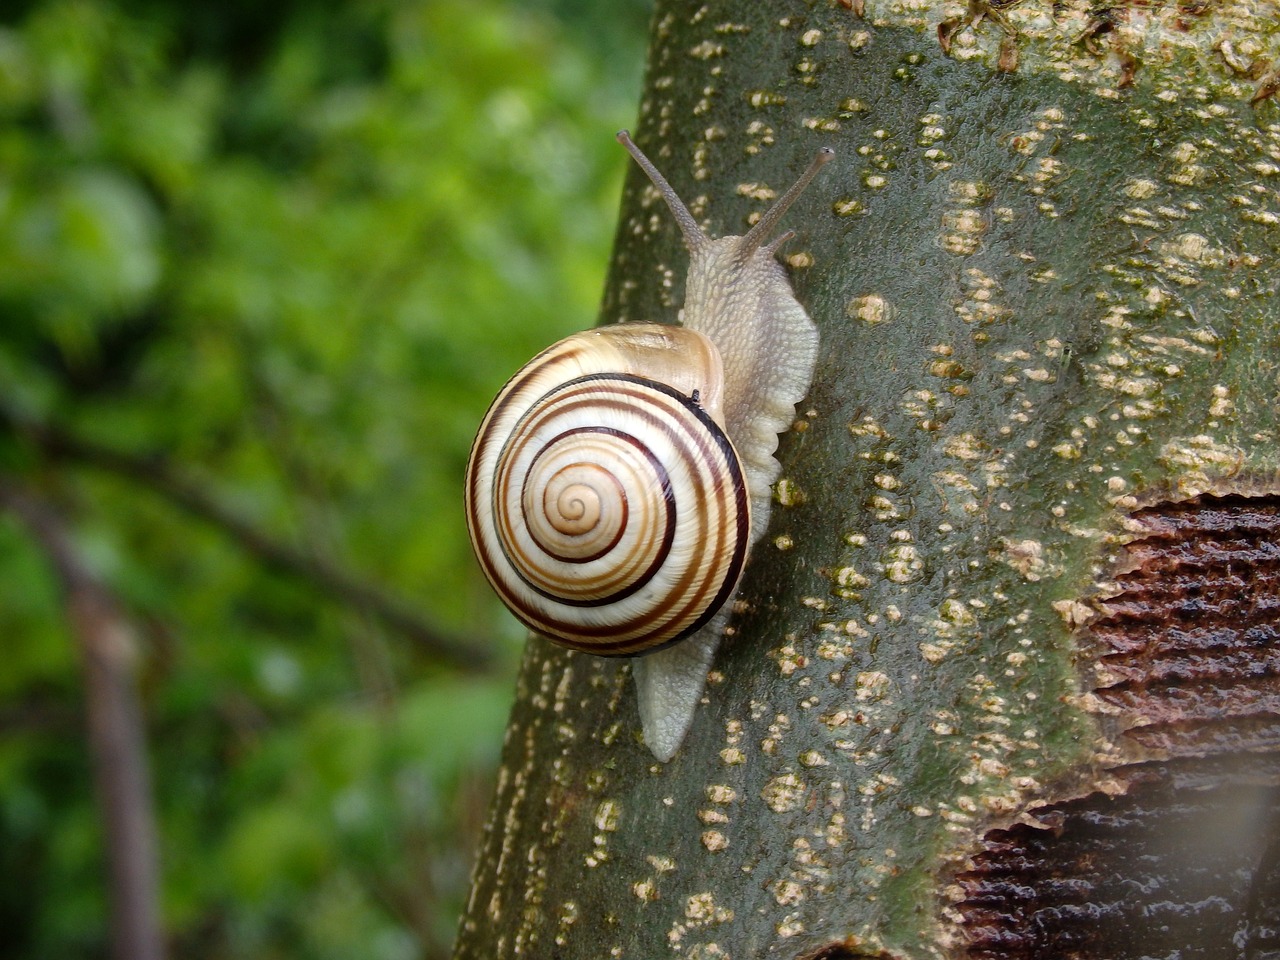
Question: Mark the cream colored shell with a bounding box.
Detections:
[464,324,751,656]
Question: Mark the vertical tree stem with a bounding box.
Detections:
[0,478,166,960]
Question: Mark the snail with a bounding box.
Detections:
[465,130,832,761]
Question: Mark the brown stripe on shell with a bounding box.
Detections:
[462,340,595,601]
[518,377,745,654]
[492,381,677,607]
[631,379,749,653]
[510,426,675,604]
[525,431,634,564]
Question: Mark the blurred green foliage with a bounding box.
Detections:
[0,0,649,956]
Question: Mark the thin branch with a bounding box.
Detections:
[0,475,166,960]
[0,400,492,670]
[244,368,401,707]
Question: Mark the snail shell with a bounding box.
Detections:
[464,324,751,656]
[466,131,832,760]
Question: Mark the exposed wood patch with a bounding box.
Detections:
[955,493,1280,958]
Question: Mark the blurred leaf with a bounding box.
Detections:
[0,0,650,955]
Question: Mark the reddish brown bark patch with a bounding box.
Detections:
[1093,494,1280,755]
[797,945,903,960]
[959,757,1280,959]
[955,494,1280,958]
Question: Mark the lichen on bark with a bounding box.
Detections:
[454,2,1280,957]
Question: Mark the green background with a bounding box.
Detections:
[0,0,650,956]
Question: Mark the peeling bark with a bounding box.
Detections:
[455,1,1280,957]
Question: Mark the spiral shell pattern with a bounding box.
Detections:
[465,326,751,656]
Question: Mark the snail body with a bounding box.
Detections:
[465,131,831,760]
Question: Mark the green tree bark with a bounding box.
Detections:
[454,2,1280,957]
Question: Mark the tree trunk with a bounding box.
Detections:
[454,2,1280,957]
